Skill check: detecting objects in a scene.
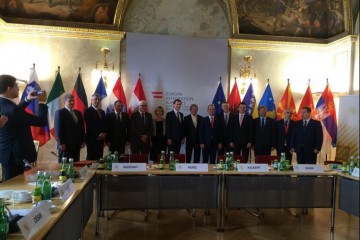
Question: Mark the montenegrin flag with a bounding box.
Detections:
[106,75,127,113]
[46,69,65,140]
[128,77,146,116]
[276,81,296,120]
[228,80,241,114]
[20,66,50,146]
[314,82,337,154]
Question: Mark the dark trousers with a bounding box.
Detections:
[58,147,81,163]
[297,150,317,164]
[202,140,217,164]
[234,142,250,162]
[86,139,104,160]
[277,145,292,161]
[131,139,150,154]
[168,140,182,154]
[109,141,126,155]
[2,155,25,181]
[186,141,201,163]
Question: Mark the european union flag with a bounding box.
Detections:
[94,76,108,100]
[212,82,226,116]
[259,83,276,119]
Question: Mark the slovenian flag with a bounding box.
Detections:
[20,66,50,146]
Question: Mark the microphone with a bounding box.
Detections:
[51,151,58,158]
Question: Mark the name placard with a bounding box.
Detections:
[112,163,147,172]
[351,167,359,177]
[58,179,75,201]
[79,165,89,179]
[237,164,269,172]
[293,164,324,173]
[17,201,51,239]
[175,164,208,172]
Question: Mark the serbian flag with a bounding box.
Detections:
[47,69,65,139]
[128,77,146,116]
[106,75,127,113]
[243,82,257,118]
[20,67,50,146]
[276,81,296,120]
[72,72,88,115]
[314,83,337,154]
[94,76,108,110]
[212,81,226,116]
[259,83,276,119]
[228,80,241,114]
[295,84,314,120]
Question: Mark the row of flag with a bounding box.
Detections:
[22,67,337,158]
[212,79,337,156]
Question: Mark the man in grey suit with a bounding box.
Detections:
[0,74,48,180]
[130,100,152,154]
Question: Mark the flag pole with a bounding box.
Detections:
[33,63,35,70]
[79,67,81,77]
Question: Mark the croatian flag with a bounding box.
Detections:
[128,77,146,116]
[314,83,337,154]
[20,67,50,147]
[106,75,127,113]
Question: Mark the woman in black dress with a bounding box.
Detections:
[150,106,167,161]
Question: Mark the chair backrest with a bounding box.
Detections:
[124,154,149,163]
[255,155,278,165]
[334,145,350,163]
[217,155,247,163]
[156,153,186,163]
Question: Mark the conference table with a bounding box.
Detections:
[95,165,340,233]
[338,173,359,217]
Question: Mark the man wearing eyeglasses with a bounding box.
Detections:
[0,74,48,180]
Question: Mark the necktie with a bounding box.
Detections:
[284,120,288,133]
[97,109,102,119]
[193,116,197,128]
[176,112,181,122]
[240,114,243,127]
[70,109,78,124]
[142,112,145,125]
[210,116,214,128]
[303,120,307,128]
[262,118,265,128]
[117,112,121,121]
[225,114,228,126]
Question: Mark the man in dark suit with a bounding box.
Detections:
[0,74,48,180]
[217,102,233,155]
[252,105,276,156]
[130,100,152,154]
[230,102,252,162]
[106,100,130,154]
[55,93,85,162]
[166,99,184,153]
[200,104,221,164]
[84,94,106,160]
[291,106,323,164]
[184,104,203,163]
[275,108,295,161]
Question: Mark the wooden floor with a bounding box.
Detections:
[82,203,359,240]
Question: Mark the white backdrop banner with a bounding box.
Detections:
[125,32,228,117]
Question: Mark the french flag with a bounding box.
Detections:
[20,66,50,147]
[128,76,146,116]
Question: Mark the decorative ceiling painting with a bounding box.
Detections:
[0,0,123,28]
[235,0,347,39]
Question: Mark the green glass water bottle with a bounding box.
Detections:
[0,198,8,240]
[169,151,175,170]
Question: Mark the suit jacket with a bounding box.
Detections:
[199,116,220,147]
[54,107,85,149]
[291,119,323,155]
[184,114,203,145]
[275,119,295,150]
[231,114,253,145]
[130,111,153,142]
[106,111,130,144]
[84,106,106,143]
[217,113,233,146]
[166,110,184,142]
[252,117,276,151]
[0,98,48,166]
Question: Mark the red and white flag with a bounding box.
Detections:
[128,77,146,116]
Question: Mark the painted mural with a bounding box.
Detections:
[236,0,346,38]
[0,0,118,24]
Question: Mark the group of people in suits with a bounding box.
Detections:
[0,73,324,181]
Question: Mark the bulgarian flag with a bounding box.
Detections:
[128,75,146,116]
[46,67,65,140]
